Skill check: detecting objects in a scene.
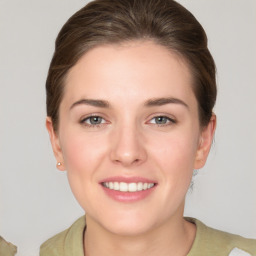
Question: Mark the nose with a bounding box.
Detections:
[110,123,147,167]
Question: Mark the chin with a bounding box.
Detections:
[105,220,155,237]
[92,209,162,237]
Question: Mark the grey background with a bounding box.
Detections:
[0,0,255,255]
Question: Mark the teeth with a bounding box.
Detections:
[120,182,128,192]
[128,183,136,192]
[148,183,154,189]
[102,182,155,192]
[109,182,114,189]
[113,182,119,190]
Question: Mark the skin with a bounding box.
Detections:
[46,41,216,256]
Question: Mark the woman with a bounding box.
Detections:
[40,0,256,255]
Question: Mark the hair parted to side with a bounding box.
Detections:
[46,0,217,131]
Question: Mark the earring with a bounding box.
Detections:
[57,162,62,167]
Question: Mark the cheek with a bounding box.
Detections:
[152,130,198,166]
[62,137,90,172]
[60,131,106,172]
[60,131,107,210]
[149,129,199,187]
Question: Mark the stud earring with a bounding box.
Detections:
[57,162,62,167]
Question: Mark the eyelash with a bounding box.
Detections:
[148,116,176,126]
[80,115,108,128]
[80,114,176,128]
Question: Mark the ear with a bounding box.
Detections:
[46,117,66,171]
[194,114,216,169]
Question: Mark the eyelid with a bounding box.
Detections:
[79,113,109,127]
[146,114,177,125]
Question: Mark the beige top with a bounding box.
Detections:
[40,216,256,256]
[0,236,17,256]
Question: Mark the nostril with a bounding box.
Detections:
[109,136,147,166]
[112,157,141,166]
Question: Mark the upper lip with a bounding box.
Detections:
[99,176,157,184]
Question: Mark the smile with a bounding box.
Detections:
[102,182,156,192]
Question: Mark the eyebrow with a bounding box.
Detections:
[145,97,189,109]
[70,97,189,110]
[70,99,110,110]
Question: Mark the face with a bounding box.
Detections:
[47,41,215,236]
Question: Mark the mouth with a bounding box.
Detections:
[101,181,156,192]
[100,177,157,202]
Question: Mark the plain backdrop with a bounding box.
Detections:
[0,0,255,255]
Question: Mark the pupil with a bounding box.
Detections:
[156,117,166,124]
[90,116,101,124]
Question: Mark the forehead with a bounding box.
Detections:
[63,41,196,107]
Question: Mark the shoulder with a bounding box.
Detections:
[186,217,256,256]
[0,236,17,256]
[40,216,86,256]
[204,225,256,255]
[40,229,68,256]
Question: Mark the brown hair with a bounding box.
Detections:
[46,0,216,131]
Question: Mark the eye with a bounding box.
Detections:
[148,116,176,125]
[80,115,107,126]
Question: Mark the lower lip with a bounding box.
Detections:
[101,185,156,203]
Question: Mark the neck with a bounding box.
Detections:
[84,214,196,256]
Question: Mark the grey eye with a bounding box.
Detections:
[154,116,169,124]
[148,116,176,126]
[81,116,106,126]
[88,116,103,125]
